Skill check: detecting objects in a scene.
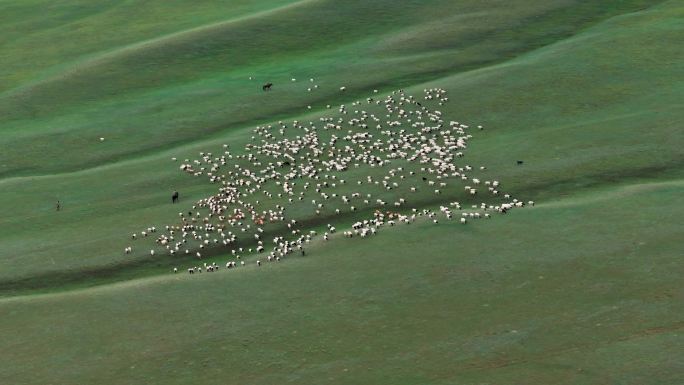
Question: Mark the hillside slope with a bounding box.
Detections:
[0,0,682,384]
[0,0,680,289]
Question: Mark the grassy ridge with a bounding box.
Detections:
[0,0,661,177]
[0,0,301,90]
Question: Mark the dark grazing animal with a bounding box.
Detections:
[172,191,179,203]
[517,160,524,165]
[262,82,273,91]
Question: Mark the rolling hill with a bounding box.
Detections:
[0,0,682,384]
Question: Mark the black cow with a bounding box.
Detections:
[516,160,524,165]
[263,82,273,91]
[172,191,179,203]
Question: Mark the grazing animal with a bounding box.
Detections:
[135,86,532,277]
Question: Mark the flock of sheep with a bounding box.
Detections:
[126,83,532,275]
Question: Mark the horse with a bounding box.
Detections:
[262,82,273,91]
[172,191,179,203]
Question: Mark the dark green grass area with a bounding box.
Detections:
[1,181,682,385]
[0,0,683,383]
[0,0,667,177]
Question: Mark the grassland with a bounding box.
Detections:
[0,0,682,384]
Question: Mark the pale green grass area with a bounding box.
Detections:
[0,0,681,286]
[0,0,682,383]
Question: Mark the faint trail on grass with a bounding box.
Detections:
[0,0,318,100]
[458,320,684,373]
[534,179,684,209]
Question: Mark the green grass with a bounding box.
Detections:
[0,0,682,383]
[1,181,682,384]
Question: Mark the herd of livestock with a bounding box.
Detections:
[126,84,532,275]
